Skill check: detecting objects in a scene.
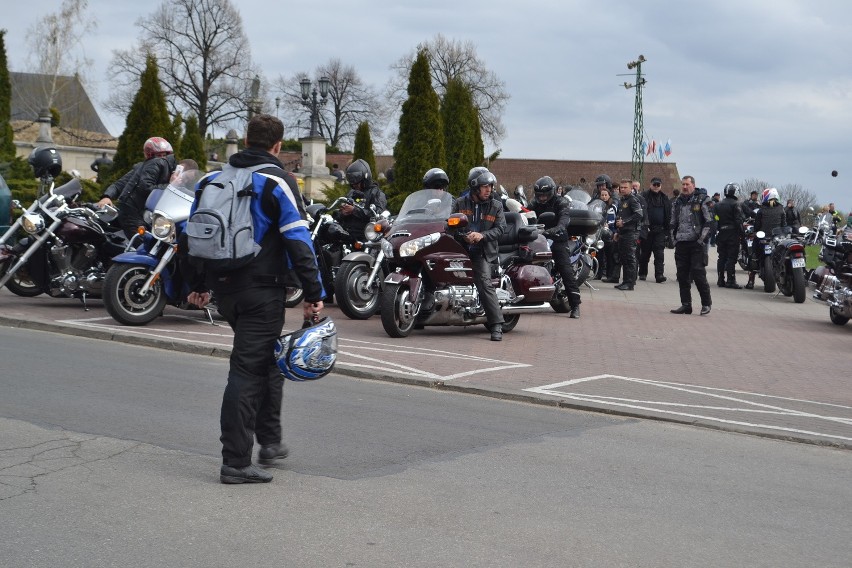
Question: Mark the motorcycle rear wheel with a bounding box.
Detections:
[2,265,43,297]
[829,307,849,326]
[762,257,776,293]
[335,261,382,320]
[380,284,417,338]
[103,263,167,326]
[284,286,304,308]
[549,277,571,313]
[501,314,520,332]
[791,266,806,303]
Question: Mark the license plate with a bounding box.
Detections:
[791,257,805,268]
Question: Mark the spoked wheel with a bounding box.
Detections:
[3,264,43,297]
[791,266,806,303]
[335,261,382,320]
[762,257,776,293]
[380,283,417,338]
[103,263,167,326]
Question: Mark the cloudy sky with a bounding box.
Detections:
[4,0,851,208]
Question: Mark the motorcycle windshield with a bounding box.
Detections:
[396,190,454,223]
[566,187,592,205]
[151,169,204,223]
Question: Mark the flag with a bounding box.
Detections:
[649,140,656,156]
[658,144,664,159]
[664,139,672,157]
[642,141,647,155]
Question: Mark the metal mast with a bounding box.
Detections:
[624,55,647,184]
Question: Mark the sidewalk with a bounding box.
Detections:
[1,246,850,448]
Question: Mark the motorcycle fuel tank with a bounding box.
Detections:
[55,216,104,244]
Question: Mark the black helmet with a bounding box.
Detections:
[467,168,496,197]
[28,146,62,178]
[723,183,740,199]
[345,159,372,187]
[594,174,612,191]
[533,176,557,203]
[422,167,449,190]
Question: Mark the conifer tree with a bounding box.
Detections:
[390,49,445,211]
[352,121,376,181]
[179,114,207,170]
[108,54,174,185]
[0,30,16,161]
[441,78,482,196]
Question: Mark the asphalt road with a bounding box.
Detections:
[1,326,850,567]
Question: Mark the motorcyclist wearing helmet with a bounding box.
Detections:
[98,136,177,238]
[746,187,785,289]
[336,159,388,241]
[592,174,612,200]
[714,183,745,289]
[422,167,450,191]
[452,167,507,341]
[529,176,581,318]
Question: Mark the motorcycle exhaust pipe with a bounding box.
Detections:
[501,302,552,313]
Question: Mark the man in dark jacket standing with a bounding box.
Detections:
[187,114,325,484]
[613,179,644,290]
[452,168,506,340]
[336,159,387,241]
[714,183,745,288]
[670,175,713,315]
[639,177,671,283]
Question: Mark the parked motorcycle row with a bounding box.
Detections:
[2,173,849,332]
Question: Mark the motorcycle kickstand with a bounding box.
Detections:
[79,293,90,312]
[202,306,218,326]
[583,280,598,291]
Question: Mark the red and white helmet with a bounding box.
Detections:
[761,187,780,205]
[143,137,174,159]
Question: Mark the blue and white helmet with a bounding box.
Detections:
[274,317,338,381]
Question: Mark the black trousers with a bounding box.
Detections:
[216,286,286,467]
[617,230,638,285]
[470,250,504,327]
[715,228,740,277]
[639,229,666,279]
[674,240,711,307]
[551,240,581,308]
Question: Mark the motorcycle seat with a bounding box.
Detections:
[498,213,539,252]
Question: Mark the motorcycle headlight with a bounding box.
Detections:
[381,238,394,258]
[585,235,596,246]
[400,232,440,257]
[365,219,391,243]
[21,213,46,235]
[151,213,176,240]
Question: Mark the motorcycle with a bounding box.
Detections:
[738,220,756,272]
[334,209,393,320]
[808,227,852,325]
[101,168,215,326]
[0,176,126,308]
[379,189,555,338]
[804,212,833,246]
[755,225,809,301]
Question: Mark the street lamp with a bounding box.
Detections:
[275,96,281,118]
[299,76,330,138]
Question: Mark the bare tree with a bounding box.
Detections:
[274,59,387,150]
[387,34,510,146]
[24,0,96,121]
[739,178,772,198]
[106,0,257,137]
[779,182,818,216]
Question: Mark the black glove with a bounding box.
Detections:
[665,235,674,249]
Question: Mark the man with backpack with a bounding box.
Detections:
[185,114,325,485]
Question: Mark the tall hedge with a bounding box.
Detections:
[179,114,207,170]
[352,121,376,181]
[0,30,16,161]
[441,78,482,196]
[107,54,174,188]
[390,49,445,212]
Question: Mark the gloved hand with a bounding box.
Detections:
[665,235,674,249]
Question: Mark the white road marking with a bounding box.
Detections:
[525,375,852,442]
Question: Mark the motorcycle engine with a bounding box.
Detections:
[433,286,480,312]
[49,243,105,295]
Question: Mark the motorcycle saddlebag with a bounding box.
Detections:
[566,210,602,236]
[507,263,555,302]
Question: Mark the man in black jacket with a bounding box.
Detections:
[187,114,325,484]
[452,168,506,340]
[747,187,786,290]
[336,159,387,241]
[529,176,581,318]
[613,179,644,290]
[639,177,671,283]
[714,183,745,288]
[670,175,713,315]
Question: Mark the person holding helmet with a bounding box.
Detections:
[452,167,507,341]
[714,183,745,289]
[336,159,387,241]
[529,175,582,318]
[746,187,785,289]
[97,136,176,238]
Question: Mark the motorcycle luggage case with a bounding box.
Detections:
[565,210,602,236]
[507,264,554,302]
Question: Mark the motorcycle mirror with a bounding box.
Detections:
[798,226,809,235]
[447,213,468,228]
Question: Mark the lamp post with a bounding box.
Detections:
[275,96,281,119]
[299,76,330,138]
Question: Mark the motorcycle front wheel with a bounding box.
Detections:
[2,264,43,297]
[103,263,167,326]
[762,257,776,293]
[380,283,417,338]
[335,261,382,320]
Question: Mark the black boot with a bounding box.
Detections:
[717,272,726,288]
[727,272,742,289]
[745,273,755,289]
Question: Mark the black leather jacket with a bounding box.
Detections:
[452,194,507,262]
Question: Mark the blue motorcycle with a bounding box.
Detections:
[102,168,213,326]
